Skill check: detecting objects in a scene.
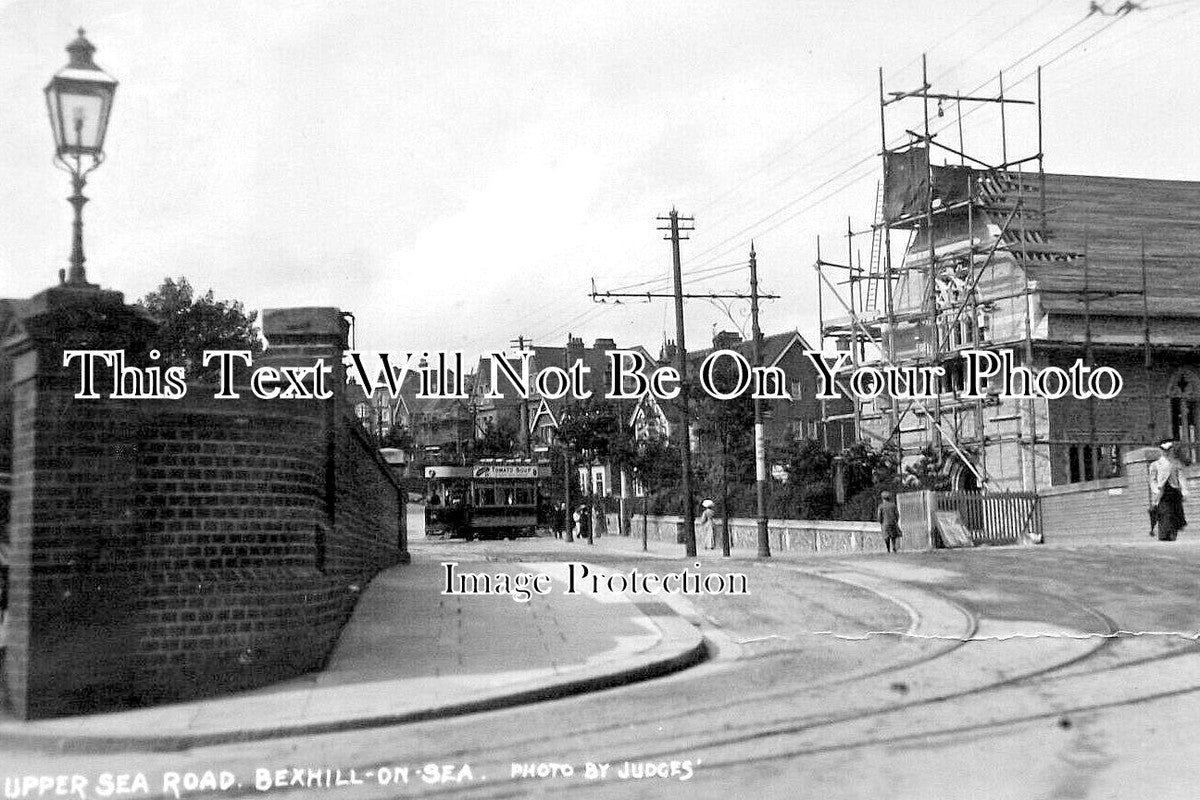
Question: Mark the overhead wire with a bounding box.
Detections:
[531,0,1163,348]
[677,0,1059,264]
[691,0,1010,228]
[606,0,1016,289]
[546,2,1059,338]
[607,260,748,293]
[1044,0,1197,93]
[672,3,1138,275]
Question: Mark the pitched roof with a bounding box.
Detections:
[684,330,811,368]
[985,172,1200,316]
[475,339,654,398]
[0,299,28,341]
[636,330,812,429]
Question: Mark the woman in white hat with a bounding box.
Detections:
[698,499,717,550]
[1150,438,1189,541]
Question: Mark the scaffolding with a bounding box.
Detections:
[814,55,1153,492]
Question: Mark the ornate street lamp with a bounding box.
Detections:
[45,29,118,287]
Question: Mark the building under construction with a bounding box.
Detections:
[819,59,1200,492]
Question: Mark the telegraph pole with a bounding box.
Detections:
[660,209,698,558]
[922,54,943,451]
[749,243,771,558]
[563,445,574,543]
[590,215,779,559]
[510,335,532,456]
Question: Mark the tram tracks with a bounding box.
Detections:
[250,565,1161,799]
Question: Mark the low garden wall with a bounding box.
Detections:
[606,512,890,554]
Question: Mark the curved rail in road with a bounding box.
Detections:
[13,541,1200,799]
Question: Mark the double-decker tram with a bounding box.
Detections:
[424,459,543,540]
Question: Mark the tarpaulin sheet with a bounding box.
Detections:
[884,151,980,223]
[883,147,929,222]
[931,164,974,207]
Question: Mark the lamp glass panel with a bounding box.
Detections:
[47,80,113,155]
[61,91,104,151]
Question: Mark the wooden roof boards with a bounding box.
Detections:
[987,171,1200,317]
[899,170,1200,319]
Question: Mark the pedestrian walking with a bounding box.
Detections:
[877,490,902,552]
[552,502,566,540]
[576,504,592,543]
[1150,438,1189,541]
[698,499,716,550]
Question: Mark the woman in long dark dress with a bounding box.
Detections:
[1151,439,1189,541]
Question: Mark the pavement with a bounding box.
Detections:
[0,541,708,753]
[0,521,981,755]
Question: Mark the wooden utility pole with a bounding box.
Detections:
[660,209,698,558]
[1083,229,1097,477]
[563,446,574,543]
[749,242,771,558]
[1141,236,1154,440]
[510,335,532,456]
[590,216,779,559]
[922,54,943,451]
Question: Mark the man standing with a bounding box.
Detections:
[552,502,566,540]
[877,490,903,552]
[1150,439,1190,541]
[698,499,716,550]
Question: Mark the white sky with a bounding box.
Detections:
[2,0,1198,359]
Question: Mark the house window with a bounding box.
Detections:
[1067,443,1124,483]
[1169,370,1200,455]
[593,470,606,497]
[944,358,965,393]
[1104,445,1123,478]
[1068,444,1095,483]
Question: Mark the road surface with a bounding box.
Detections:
[8,533,1200,799]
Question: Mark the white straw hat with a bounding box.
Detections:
[702,499,714,508]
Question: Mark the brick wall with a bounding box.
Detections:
[329,413,407,580]
[2,291,405,719]
[1040,446,1200,542]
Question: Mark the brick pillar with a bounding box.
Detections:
[262,308,407,570]
[262,306,347,549]
[261,307,349,391]
[1123,446,1158,508]
[4,285,157,718]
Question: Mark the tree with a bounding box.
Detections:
[625,432,681,512]
[902,445,954,491]
[139,277,263,377]
[379,424,413,452]
[473,417,520,457]
[775,438,838,520]
[692,356,755,516]
[555,396,633,464]
[838,441,902,521]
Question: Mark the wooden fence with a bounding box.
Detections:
[898,490,1042,547]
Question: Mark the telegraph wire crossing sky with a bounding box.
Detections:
[0,1,1196,357]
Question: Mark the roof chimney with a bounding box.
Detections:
[712,330,743,350]
[566,333,585,364]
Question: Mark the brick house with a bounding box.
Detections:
[408,395,473,469]
[839,169,1200,491]
[630,329,856,485]
[470,335,653,490]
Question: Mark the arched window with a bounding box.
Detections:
[1168,369,1200,451]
